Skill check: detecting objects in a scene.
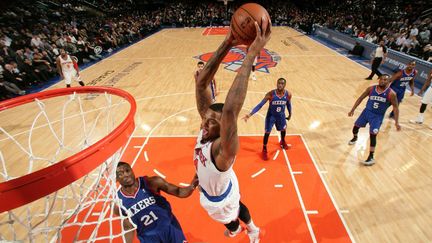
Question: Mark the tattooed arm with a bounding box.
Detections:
[195,31,237,119]
[213,19,271,171]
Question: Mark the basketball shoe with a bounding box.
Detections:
[224,226,244,238]
[280,140,290,149]
[262,147,268,161]
[247,228,261,243]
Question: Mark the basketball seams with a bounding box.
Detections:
[232,4,270,44]
[239,6,262,27]
[232,11,255,41]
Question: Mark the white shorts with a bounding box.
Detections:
[63,70,81,85]
[422,86,432,104]
[199,176,241,224]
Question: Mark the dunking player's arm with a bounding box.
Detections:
[195,20,270,172]
[212,21,270,171]
[195,33,236,119]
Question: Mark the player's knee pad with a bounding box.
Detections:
[370,134,377,147]
[238,201,251,224]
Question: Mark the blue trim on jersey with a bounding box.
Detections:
[200,181,232,202]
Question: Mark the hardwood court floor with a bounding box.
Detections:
[2,27,432,242]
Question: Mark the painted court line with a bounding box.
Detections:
[299,134,356,242]
[274,184,283,188]
[179,183,190,187]
[131,107,196,167]
[133,145,142,149]
[144,151,149,162]
[340,210,350,214]
[306,210,319,215]
[293,171,303,175]
[251,168,266,178]
[272,150,280,160]
[281,148,317,242]
[153,169,166,179]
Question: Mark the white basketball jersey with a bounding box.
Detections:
[194,130,237,196]
[60,55,74,73]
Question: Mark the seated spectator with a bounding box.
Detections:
[349,42,364,56]
[423,44,431,62]
[2,64,27,89]
[0,77,26,96]
[386,36,398,50]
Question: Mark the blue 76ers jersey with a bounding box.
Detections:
[118,177,174,237]
[365,86,392,115]
[268,90,289,117]
[390,69,416,93]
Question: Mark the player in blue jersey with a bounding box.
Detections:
[195,61,217,103]
[114,162,198,243]
[388,60,417,118]
[242,78,292,161]
[348,74,401,165]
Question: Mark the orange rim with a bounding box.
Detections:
[0,87,136,213]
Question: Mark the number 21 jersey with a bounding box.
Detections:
[118,176,175,237]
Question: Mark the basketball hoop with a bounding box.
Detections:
[0,87,136,242]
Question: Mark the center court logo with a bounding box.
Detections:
[194,46,280,73]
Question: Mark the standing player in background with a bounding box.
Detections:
[348,75,401,165]
[388,60,417,118]
[242,78,292,161]
[410,70,432,128]
[194,19,270,242]
[251,55,258,81]
[56,48,85,88]
[195,61,217,103]
[115,162,198,243]
[247,47,258,81]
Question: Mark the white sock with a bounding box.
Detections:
[418,113,424,122]
[232,225,242,233]
[246,219,259,232]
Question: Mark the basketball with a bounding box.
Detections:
[230,3,271,46]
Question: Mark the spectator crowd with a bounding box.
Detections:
[1,0,430,100]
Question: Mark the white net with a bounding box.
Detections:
[0,89,136,242]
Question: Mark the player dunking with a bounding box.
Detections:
[195,61,217,103]
[56,49,85,88]
[115,162,198,243]
[348,74,401,165]
[242,78,292,160]
[388,60,417,118]
[194,19,270,242]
